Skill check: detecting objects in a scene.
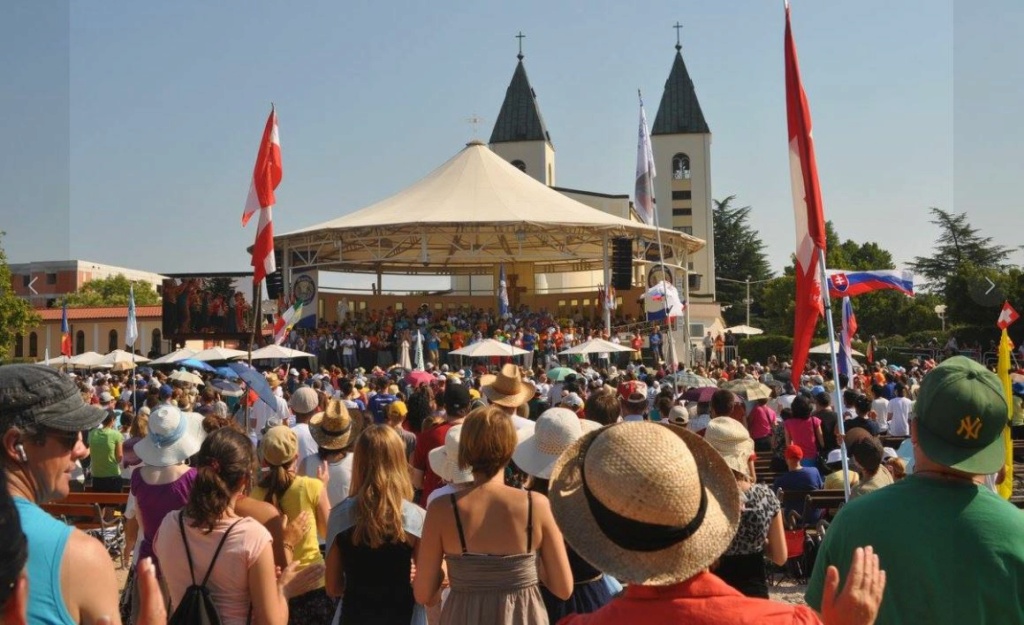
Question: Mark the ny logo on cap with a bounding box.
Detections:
[956,416,982,440]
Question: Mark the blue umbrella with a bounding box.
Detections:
[227,362,276,408]
[179,358,217,373]
[210,379,244,397]
[215,366,241,380]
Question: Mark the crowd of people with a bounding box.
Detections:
[1,344,1023,624]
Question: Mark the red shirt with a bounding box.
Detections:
[411,422,453,507]
[558,572,821,625]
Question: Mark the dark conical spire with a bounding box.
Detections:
[489,55,552,145]
[652,44,709,135]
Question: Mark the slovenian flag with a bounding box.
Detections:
[827,270,914,298]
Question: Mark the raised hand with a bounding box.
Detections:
[821,546,886,625]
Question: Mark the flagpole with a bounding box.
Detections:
[640,89,678,372]
[246,279,263,439]
[817,248,851,499]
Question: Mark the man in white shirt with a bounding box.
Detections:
[870,383,889,433]
[886,383,913,436]
[249,373,291,442]
[288,386,321,465]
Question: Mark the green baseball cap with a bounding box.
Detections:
[914,356,1008,475]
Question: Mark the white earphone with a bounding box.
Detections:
[15,443,28,463]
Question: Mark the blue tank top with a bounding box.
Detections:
[14,497,76,625]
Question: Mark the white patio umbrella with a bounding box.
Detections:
[449,339,528,358]
[38,355,72,367]
[809,341,864,357]
[558,338,635,355]
[191,347,249,362]
[68,351,109,368]
[725,325,764,336]
[149,347,197,365]
[248,344,316,360]
[101,349,151,370]
[169,369,205,386]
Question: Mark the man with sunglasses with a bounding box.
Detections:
[0,365,131,624]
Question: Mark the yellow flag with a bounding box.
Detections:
[997,329,1013,500]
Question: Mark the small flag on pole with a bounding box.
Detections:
[273,301,303,345]
[634,93,657,227]
[996,304,1017,499]
[785,2,828,379]
[243,106,283,286]
[126,284,139,349]
[498,263,510,317]
[997,301,1020,330]
[60,300,72,357]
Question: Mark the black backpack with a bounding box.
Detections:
[168,513,245,625]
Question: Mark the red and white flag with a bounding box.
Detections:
[243,106,283,285]
[785,3,827,379]
[998,301,1020,329]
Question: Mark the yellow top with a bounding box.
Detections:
[251,475,325,584]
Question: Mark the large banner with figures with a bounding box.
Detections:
[162,273,256,340]
[289,269,319,330]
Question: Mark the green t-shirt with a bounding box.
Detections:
[806,474,1024,624]
[87,427,124,478]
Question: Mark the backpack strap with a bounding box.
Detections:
[200,518,247,587]
[178,512,198,586]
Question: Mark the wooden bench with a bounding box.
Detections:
[41,492,128,560]
[804,490,848,518]
[63,492,129,507]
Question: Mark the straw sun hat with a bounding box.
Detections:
[134,404,207,467]
[480,363,536,408]
[703,417,755,478]
[549,421,740,586]
[513,408,599,480]
[309,399,354,451]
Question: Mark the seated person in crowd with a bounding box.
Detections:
[847,431,893,500]
[773,444,824,523]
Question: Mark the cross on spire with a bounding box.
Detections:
[673,21,683,51]
[516,31,525,59]
[466,114,485,138]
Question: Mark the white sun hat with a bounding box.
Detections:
[134,404,206,467]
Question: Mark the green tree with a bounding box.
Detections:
[64,274,161,308]
[908,208,1014,293]
[0,233,42,359]
[712,195,774,326]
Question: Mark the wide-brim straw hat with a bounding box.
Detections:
[549,421,740,586]
[480,363,536,408]
[310,399,354,451]
[703,417,755,477]
[134,404,207,467]
[428,424,474,484]
[513,408,586,480]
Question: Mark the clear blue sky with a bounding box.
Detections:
[1,1,1020,292]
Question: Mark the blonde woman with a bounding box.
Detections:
[325,425,426,624]
[414,405,573,625]
[251,426,335,623]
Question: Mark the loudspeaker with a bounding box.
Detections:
[611,238,633,290]
[265,251,285,299]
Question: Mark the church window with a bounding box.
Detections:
[14,334,23,358]
[511,160,527,173]
[672,208,693,216]
[672,154,691,180]
[109,329,118,352]
[671,190,692,200]
[152,329,162,354]
[76,331,85,354]
[29,332,38,357]
[674,226,694,235]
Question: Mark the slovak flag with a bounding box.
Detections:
[242,106,283,286]
[786,3,828,379]
[60,300,72,357]
[644,281,684,322]
[828,270,915,298]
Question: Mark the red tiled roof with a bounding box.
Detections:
[35,305,163,321]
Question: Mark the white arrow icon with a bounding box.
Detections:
[985,277,996,295]
[27,276,37,295]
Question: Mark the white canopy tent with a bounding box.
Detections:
[449,339,529,358]
[37,355,72,367]
[272,141,704,278]
[809,341,865,357]
[248,345,316,361]
[100,350,151,371]
[68,351,109,368]
[558,338,635,355]
[191,347,249,362]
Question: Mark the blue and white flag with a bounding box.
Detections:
[827,269,914,298]
[126,285,139,348]
[498,263,509,317]
[634,94,657,226]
